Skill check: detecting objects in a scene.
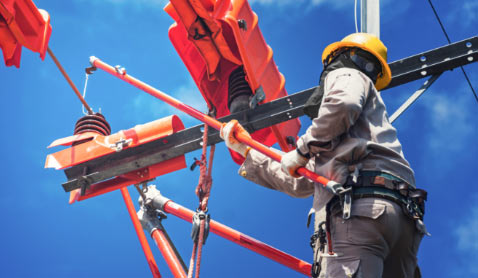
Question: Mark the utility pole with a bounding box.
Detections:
[361,0,380,38]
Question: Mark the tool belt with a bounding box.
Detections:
[358,172,426,218]
[310,171,428,278]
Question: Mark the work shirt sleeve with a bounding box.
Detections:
[296,68,370,156]
[238,149,315,198]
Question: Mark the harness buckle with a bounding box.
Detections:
[341,166,360,219]
[342,191,352,219]
[325,180,349,195]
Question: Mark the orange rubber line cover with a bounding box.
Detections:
[47,132,97,148]
[0,0,52,67]
[45,115,185,170]
[165,0,300,163]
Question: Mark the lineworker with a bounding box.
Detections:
[220,33,429,277]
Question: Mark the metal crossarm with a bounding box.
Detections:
[387,36,478,89]
[62,88,313,192]
[61,36,478,192]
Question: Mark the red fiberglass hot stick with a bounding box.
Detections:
[89,56,342,192]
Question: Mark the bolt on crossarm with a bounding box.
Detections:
[89,56,341,193]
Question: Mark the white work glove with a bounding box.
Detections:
[220,119,251,157]
[281,150,309,178]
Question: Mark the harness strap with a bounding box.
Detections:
[352,186,424,219]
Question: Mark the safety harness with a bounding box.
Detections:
[310,169,428,278]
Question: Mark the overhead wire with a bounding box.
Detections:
[354,0,359,33]
[426,0,478,103]
[81,73,90,115]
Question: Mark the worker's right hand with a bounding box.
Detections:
[281,150,309,178]
[220,120,251,157]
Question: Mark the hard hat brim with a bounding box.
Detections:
[322,41,392,91]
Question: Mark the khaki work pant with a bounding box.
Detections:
[319,198,423,278]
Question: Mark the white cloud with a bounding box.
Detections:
[249,0,409,22]
[447,1,478,27]
[131,81,207,126]
[453,197,478,276]
[381,0,411,23]
[456,208,478,252]
[421,88,474,152]
[311,0,349,9]
[249,0,348,10]
[249,0,294,5]
[73,0,168,10]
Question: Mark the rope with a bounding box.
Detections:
[194,219,206,278]
[187,243,198,278]
[187,123,216,278]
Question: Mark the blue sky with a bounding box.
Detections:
[1,0,477,277]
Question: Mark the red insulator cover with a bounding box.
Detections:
[165,0,300,164]
[0,0,52,67]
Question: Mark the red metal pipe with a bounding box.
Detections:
[151,229,187,278]
[163,200,312,276]
[120,187,162,278]
[90,56,333,189]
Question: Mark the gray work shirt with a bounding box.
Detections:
[238,67,415,228]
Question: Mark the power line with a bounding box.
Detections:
[426,0,478,103]
[354,0,359,33]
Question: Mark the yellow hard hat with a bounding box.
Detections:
[322,33,392,90]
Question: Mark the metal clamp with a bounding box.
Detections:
[237,19,247,31]
[189,157,204,171]
[325,180,350,196]
[85,66,97,75]
[115,65,126,75]
[109,137,132,152]
[249,86,266,109]
[191,210,211,245]
[137,206,162,235]
[325,181,353,219]
[78,166,92,196]
[78,175,93,196]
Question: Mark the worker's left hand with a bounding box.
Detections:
[281,150,309,178]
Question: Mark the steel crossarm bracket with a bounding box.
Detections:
[389,73,442,123]
[60,36,478,192]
